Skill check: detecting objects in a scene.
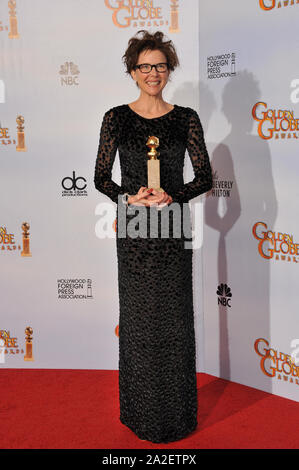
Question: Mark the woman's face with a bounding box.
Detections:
[130,49,170,96]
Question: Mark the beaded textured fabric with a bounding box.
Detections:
[94,104,212,443]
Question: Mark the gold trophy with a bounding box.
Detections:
[169,0,180,33]
[8,0,20,39]
[146,136,164,192]
[21,222,32,257]
[24,327,34,361]
[16,115,27,151]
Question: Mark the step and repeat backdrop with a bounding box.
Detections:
[1,0,298,405]
[200,0,299,403]
[0,1,207,371]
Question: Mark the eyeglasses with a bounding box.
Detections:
[133,63,169,73]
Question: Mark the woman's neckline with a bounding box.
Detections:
[126,103,176,120]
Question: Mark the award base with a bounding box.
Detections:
[21,237,31,256]
[16,132,26,151]
[24,341,34,361]
[9,18,20,39]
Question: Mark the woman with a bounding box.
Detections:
[94,30,212,443]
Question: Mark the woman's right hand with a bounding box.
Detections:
[128,186,154,206]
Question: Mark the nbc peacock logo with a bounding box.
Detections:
[59,62,80,86]
[217,283,232,307]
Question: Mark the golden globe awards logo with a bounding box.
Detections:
[252,102,299,140]
[0,330,24,358]
[0,226,21,253]
[252,222,299,263]
[0,328,34,363]
[0,125,16,146]
[104,0,180,33]
[0,223,32,256]
[254,338,299,386]
[259,0,299,11]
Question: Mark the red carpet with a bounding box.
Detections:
[0,369,298,449]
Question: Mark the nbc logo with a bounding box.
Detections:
[217,283,232,307]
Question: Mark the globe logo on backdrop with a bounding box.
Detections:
[104,0,180,33]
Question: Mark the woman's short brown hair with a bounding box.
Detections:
[122,29,179,83]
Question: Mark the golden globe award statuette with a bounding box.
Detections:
[16,115,27,151]
[8,0,20,39]
[146,136,164,193]
[24,327,34,361]
[21,222,32,257]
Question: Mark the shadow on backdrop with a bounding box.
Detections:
[202,71,278,421]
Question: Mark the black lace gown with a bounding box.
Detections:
[94,104,212,443]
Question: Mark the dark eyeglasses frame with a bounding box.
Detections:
[133,63,169,73]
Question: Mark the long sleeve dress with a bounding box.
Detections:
[94,103,212,443]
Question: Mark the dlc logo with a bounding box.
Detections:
[61,171,87,197]
[217,283,232,307]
